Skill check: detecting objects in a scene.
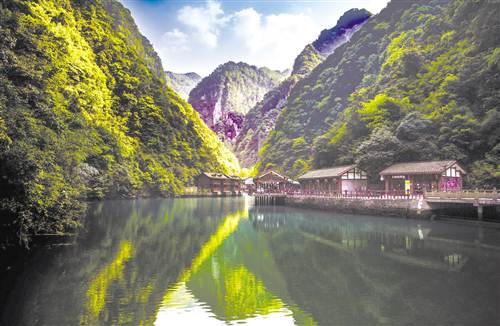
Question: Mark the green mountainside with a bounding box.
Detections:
[258,0,500,187]
[0,0,239,244]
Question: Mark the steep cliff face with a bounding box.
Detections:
[258,0,500,187]
[0,0,239,244]
[234,9,371,168]
[188,61,286,142]
[312,8,373,56]
[165,71,201,100]
[293,8,372,76]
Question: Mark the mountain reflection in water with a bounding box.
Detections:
[1,197,499,325]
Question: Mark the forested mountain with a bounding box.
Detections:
[0,0,239,244]
[234,9,371,168]
[188,61,287,143]
[164,71,201,100]
[258,0,500,187]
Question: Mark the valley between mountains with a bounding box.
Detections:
[1,0,498,244]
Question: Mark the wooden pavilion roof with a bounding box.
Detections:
[298,165,356,180]
[379,160,465,176]
[255,170,297,184]
[200,172,241,180]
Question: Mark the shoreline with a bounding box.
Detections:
[274,195,500,223]
[283,195,432,219]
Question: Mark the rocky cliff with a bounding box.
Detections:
[188,61,286,143]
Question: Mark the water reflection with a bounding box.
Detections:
[1,197,499,325]
[248,206,500,325]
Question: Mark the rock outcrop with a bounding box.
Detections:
[188,61,287,143]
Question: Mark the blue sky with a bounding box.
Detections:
[120,0,390,76]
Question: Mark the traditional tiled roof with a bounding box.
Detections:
[379,160,465,175]
[202,172,231,180]
[200,172,241,181]
[256,170,286,180]
[255,170,300,185]
[298,165,356,180]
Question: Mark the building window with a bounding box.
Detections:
[444,166,460,177]
[342,168,368,180]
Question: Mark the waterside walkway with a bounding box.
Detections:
[254,190,500,220]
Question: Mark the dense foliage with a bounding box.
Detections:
[258,0,500,187]
[0,0,239,245]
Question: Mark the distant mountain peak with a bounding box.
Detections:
[165,71,202,100]
[312,8,371,55]
[184,72,202,79]
[188,62,287,143]
[291,8,371,76]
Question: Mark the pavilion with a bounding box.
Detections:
[196,172,242,195]
[298,165,368,194]
[379,160,466,194]
[254,170,299,193]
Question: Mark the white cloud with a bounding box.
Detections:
[162,28,189,52]
[231,8,317,68]
[177,0,228,48]
[231,8,261,52]
[170,1,320,72]
[155,0,390,75]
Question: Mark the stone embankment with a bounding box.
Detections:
[284,196,432,219]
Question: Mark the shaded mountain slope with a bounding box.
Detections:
[258,0,499,187]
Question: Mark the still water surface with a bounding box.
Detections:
[2,197,500,325]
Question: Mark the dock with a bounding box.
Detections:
[254,193,287,205]
[425,190,500,219]
[252,190,500,220]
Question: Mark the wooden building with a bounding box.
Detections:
[254,170,299,193]
[298,165,368,194]
[196,172,242,195]
[379,160,466,194]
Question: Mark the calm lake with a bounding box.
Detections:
[1,197,499,325]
